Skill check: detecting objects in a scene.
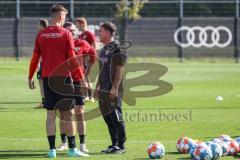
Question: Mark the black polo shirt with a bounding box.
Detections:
[98,41,127,93]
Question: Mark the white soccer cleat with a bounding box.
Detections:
[68,148,90,157]
[57,143,68,151]
[89,98,95,103]
[80,144,89,153]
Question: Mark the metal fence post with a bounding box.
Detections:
[70,0,74,21]
[15,0,20,61]
[177,0,184,62]
[234,0,239,63]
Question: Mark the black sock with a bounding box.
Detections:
[42,98,45,104]
[79,135,85,144]
[47,135,56,149]
[61,134,66,143]
[67,136,76,149]
[88,89,92,99]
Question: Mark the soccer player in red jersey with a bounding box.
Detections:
[75,17,97,49]
[28,4,89,158]
[57,22,96,153]
[34,18,48,109]
[75,17,97,102]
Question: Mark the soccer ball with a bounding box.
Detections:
[235,137,240,148]
[212,138,222,144]
[147,142,165,159]
[219,135,232,142]
[227,140,239,156]
[211,138,230,156]
[206,141,223,159]
[176,137,195,154]
[190,143,212,160]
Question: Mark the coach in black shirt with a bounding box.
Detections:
[94,21,127,154]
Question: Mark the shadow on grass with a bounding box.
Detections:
[166,151,181,155]
[0,150,66,159]
[0,150,46,153]
[0,102,38,105]
[88,152,104,155]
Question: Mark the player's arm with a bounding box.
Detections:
[66,31,86,87]
[28,35,41,89]
[110,52,127,100]
[88,32,97,50]
[84,42,97,76]
[94,76,100,100]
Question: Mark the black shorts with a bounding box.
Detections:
[37,62,42,80]
[43,77,75,111]
[74,95,85,106]
[65,79,85,106]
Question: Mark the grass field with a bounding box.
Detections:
[0,57,240,159]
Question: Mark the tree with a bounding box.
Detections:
[115,0,148,41]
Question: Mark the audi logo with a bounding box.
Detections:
[174,26,232,48]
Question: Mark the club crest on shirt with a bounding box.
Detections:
[105,49,110,55]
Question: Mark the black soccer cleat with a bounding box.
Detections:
[114,148,126,154]
[101,145,119,154]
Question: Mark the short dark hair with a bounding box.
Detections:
[63,22,74,28]
[100,21,116,36]
[39,19,48,28]
[50,4,68,16]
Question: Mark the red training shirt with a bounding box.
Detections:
[28,26,84,82]
[78,30,96,46]
[74,39,96,64]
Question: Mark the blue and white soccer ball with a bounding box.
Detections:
[211,138,230,156]
[147,142,165,159]
[219,135,232,142]
[190,143,213,160]
[206,141,223,160]
[212,138,222,144]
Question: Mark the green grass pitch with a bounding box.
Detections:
[0,58,240,159]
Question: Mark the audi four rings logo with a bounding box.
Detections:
[174,26,232,48]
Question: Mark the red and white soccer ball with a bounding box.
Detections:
[176,137,195,154]
[235,137,240,149]
[147,142,165,159]
[227,140,239,156]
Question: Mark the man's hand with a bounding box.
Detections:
[28,79,36,89]
[80,79,88,89]
[110,87,118,100]
[74,80,87,96]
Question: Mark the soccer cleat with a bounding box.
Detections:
[57,143,68,151]
[80,144,89,153]
[101,145,120,154]
[89,98,95,103]
[47,149,56,158]
[34,103,44,109]
[114,148,126,154]
[67,148,90,157]
[86,97,95,102]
